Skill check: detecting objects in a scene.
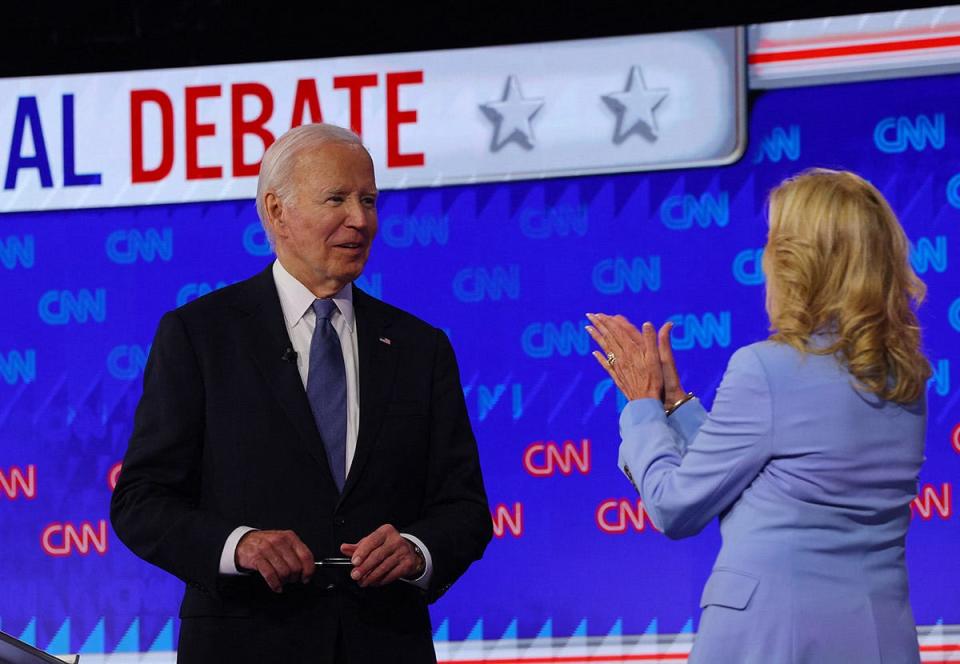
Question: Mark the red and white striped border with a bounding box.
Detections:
[749,5,960,88]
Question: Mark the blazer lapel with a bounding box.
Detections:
[235,266,339,486]
[339,285,399,503]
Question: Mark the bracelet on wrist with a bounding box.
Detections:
[665,392,695,416]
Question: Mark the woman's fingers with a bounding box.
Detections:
[586,313,628,361]
[586,314,665,401]
[586,325,621,373]
[612,314,646,348]
[591,350,618,381]
[587,315,634,395]
[657,321,673,351]
[641,321,659,370]
[658,322,677,375]
[658,321,686,403]
[585,322,611,355]
[640,322,663,396]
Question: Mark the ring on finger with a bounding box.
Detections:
[606,352,617,366]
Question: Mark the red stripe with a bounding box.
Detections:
[756,22,960,50]
[922,644,960,652]
[436,642,960,663]
[439,655,688,663]
[749,34,960,64]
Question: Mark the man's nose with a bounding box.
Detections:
[344,198,372,227]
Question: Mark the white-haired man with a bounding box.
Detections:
[112,123,492,663]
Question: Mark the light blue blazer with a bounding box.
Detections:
[618,338,925,663]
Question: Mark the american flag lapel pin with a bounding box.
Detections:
[379,337,392,346]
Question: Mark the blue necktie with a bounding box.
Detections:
[306,299,347,492]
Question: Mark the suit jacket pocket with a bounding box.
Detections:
[699,567,760,610]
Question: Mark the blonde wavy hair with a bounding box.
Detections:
[763,168,930,403]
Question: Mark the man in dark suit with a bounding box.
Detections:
[110,123,492,663]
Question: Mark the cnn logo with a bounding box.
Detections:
[523,439,590,477]
[0,465,36,499]
[491,503,523,538]
[41,520,109,556]
[596,499,659,534]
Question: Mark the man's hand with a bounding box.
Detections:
[341,524,424,588]
[235,530,314,593]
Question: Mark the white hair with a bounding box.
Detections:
[255,123,364,238]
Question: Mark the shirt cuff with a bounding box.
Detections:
[400,533,433,590]
[219,526,257,575]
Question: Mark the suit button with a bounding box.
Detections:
[325,583,336,591]
[335,517,345,526]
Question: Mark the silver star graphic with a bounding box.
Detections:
[602,66,669,144]
[480,75,544,152]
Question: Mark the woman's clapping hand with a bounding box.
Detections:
[586,314,685,404]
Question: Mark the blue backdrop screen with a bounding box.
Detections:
[0,72,957,654]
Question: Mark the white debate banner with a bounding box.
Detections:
[0,28,743,212]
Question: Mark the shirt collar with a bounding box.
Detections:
[272,259,355,331]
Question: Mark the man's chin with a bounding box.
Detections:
[341,265,368,286]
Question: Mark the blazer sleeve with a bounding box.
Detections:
[110,310,235,593]
[619,399,706,492]
[667,397,708,454]
[403,330,493,602]
[618,345,773,539]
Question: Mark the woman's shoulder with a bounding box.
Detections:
[731,338,794,365]
[730,338,824,375]
[733,337,851,389]
[738,335,840,358]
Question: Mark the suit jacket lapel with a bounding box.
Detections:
[235,266,339,486]
[339,285,398,503]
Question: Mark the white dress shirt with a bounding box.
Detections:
[218,259,432,588]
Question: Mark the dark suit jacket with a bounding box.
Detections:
[111,265,492,663]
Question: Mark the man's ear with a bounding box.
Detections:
[264,192,285,238]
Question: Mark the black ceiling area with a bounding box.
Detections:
[0,1,951,77]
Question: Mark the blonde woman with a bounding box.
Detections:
[587,169,929,663]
